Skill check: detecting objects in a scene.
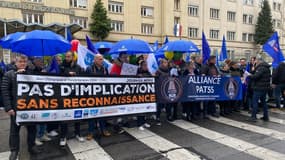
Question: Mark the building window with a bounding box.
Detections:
[242,33,254,42]
[259,0,264,7]
[25,0,43,3]
[70,0,87,9]
[174,17,180,25]
[210,29,219,39]
[273,19,281,28]
[141,7,153,17]
[174,0,180,11]
[210,8,219,19]
[188,5,199,17]
[243,0,253,5]
[111,21,124,32]
[273,2,281,11]
[22,12,44,24]
[277,3,281,11]
[227,11,236,22]
[70,16,88,28]
[227,31,235,41]
[188,27,198,38]
[243,14,253,24]
[108,1,123,13]
[141,24,154,35]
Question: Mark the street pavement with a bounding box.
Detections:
[0,108,285,160]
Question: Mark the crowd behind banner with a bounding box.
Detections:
[0,51,283,158]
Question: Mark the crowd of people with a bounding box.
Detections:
[0,51,284,160]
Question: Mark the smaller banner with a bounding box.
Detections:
[156,76,242,103]
[16,74,156,123]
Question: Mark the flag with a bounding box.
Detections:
[152,40,159,51]
[164,36,169,44]
[147,53,158,75]
[202,32,211,64]
[185,52,191,63]
[215,50,220,68]
[263,32,285,68]
[48,56,60,74]
[86,35,97,53]
[220,35,227,61]
[77,44,96,70]
[66,28,73,42]
[245,62,250,72]
[0,60,6,72]
[173,24,182,37]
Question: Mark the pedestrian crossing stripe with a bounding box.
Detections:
[124,127,202,160]
[0,151,11,160]
[67,139,113,160]
[172,120,285,160]
[240,111,285,125]
[209,116,285,140]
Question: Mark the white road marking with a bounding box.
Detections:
[209,116,285,140]
[240,111,285,125]
[0,151,10,160]
[67,139,113,160]
[172,120,285,160]
[124,127,202,160]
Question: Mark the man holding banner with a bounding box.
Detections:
[59,51,85,146]
[2,55,42,160]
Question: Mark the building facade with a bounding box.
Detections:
[0,0,284,61]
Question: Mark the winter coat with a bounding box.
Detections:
[249,62,271,91]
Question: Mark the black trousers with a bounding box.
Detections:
[10,116,36,152]
[60,122,81,138]
[156,103,171,120]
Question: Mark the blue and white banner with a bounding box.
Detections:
[156,76,243,103]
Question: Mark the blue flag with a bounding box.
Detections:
[220,35,227,61]
[66,28,73,42]
[263,32,285,68]
[202,32,211,64]
[245,62,250,72]
[152,40,159,51]
[0,60,6,72]
[48,56,60,74]
[164,36,169,44]
[86,35,97,53]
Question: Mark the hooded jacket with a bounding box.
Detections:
[272,62,285,85]
[250,62,271,91]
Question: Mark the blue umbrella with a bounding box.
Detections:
[109,39,154,54]
[11,30,71,57]
[0,32,25,49]
[157,40,200,53]
[94,41,113,50]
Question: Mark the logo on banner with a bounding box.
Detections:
[160,77,183,102]
[90,109,99,116]
[41,113,50,119]
[20,113,29,120]
[74,110,83,118]
[83,109,89,118]
[30,113,38,120]
[61,112,72,118]
[84,52,94,66]
[51,113,58,120]
[224,78,239,99]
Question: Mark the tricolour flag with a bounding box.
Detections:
[173,24,182,37]
[263,32,285,68]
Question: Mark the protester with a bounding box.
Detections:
[219,62,231,116]
[182,62,199,121]
[59,51,85,146]
[229,61,243,112]
[32,58,52,146]
[244,57,256,111]
[248,57,271,122]
[272,61,285,109]
[239,58,247,72]
[193,55,203,116]
[155,58,172,125]
[201,55,220,118]
[169,61,180,120]
[110,52,129,134]
[86,54,111,140]
[2,55,42,160]
[136,60,152,130]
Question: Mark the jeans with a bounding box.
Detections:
[37,124,46,138]
[88,119,107,134]
[252,90,268,119]
[10,116,36,152]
